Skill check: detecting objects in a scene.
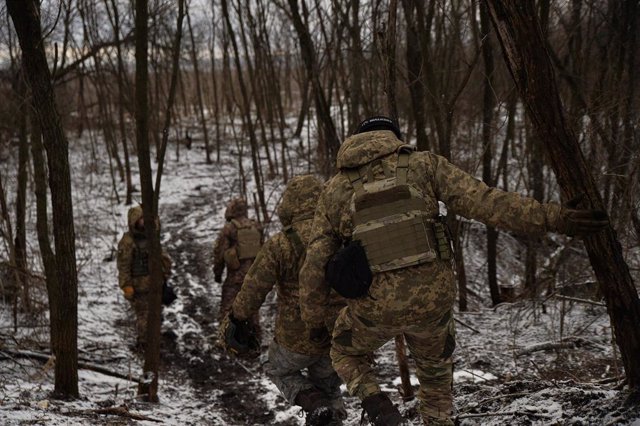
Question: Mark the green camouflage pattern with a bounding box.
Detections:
[117,205,172,344]
[298,130,563,423]
[232,175,345,355]
[331,307,456,421]
[213,212,262,328]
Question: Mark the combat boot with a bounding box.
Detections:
[295,388,338,426]
[361,393,405,426]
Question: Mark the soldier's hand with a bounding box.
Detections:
[556,208,609,237]
[122,286,134,300]
[214,274,223,284]
[309,326,331,348]
[222,313,259,355]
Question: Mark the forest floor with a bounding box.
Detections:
[1,128,640,425]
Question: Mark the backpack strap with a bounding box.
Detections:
[346,169,366,197]
[230,218,242,229]
[283,226,306,273]
[396,150,411,185]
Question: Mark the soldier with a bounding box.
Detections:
[221,176,347,426]
[299,116,608,426]
[117,205,172,351]
[213,198,262,333]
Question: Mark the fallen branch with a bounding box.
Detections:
[456,410,553,420]
[553,294,605,307]
[515,337,590,357]
[72,405,160,422]
[0,349,139,383]
[455,317,481,334]
[458,392,531,414]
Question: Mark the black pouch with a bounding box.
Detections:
[162,281,177,306]
[325,240,373,299]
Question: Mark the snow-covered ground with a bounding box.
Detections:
[1,124,640,425]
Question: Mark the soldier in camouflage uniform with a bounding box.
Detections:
[223,176,347,426]
[213,198,262,333]
[299,117,608,426]
[117,205,172,350]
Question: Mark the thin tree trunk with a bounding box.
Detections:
[154,0,185,213]
[186,2,212,164]
[8,0,79,398]
[485,0,640,388]
[134,0,164,402]
[14,73,29,313]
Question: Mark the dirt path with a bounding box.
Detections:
[158,192,287,425]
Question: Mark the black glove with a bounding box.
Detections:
[556,208,609,237]
[309,326,331,348]
[214,274,223,284]
[224,313,259,354]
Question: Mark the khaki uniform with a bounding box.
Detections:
[117,206,172,346]
[213,199,261,331]
[299,131,562,423]
[231,176,346,405]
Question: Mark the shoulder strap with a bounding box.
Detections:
[396,150,411,185]
[283,226,305,261]
[346,169,365,197]
[230,218,244,229]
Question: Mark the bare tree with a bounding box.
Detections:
[7,0,79,398]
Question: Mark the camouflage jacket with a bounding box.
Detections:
[232,217,345,355]
[212,216,261,278]
[299,130,563,328]
[117,206,172,295]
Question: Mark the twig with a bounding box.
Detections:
[71,405,160,422]
[515,336,589,356]
[455,317,481,334]
[456,410,552,420]
[458,392,531,414]
[552,294,605,307]
[0,349,139,383]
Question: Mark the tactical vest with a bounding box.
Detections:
[231,219,261,260]
[346,147,440,273]
[131,237,150,277]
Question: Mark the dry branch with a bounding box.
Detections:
[515,337,590,357]
[72,405,160,422]
[0,349,139,383]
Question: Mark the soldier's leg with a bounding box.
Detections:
[133,295,150,347]
[308,355,346,419]
[263,340,318,404]
[330,308,393,400]
[404,310,455,425]
[219,279,241,321]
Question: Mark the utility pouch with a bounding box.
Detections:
[432,217,452,261]
[223,247,241,270]
[325,240,373,299]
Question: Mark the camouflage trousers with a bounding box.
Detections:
[219,278,260,336]
[263,340,342,405]
[331,307,456,423]
[131,295,150,345]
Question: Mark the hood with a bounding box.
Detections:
[277,175,323,226]
[336,130,405,169]
[127,205,144,232]
[225,198,248,220]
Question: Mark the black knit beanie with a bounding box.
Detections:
[355,116,402,140]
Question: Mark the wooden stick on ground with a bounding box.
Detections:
[72,405,160,422]
[394,335,414,401]
[0,349,140,383]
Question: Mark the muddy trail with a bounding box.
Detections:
[157,187,291,425]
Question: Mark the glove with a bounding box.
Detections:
[309,326,331,348]
[122,286,134,300]
[214,274,223,284]
[221,313,259,355]
[556,208,609,237]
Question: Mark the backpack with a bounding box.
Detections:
[231,219,262,260]
[346,146,439,273]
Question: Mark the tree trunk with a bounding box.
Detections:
[8,0,79,398]
[186,2,212,164]
[15,76,30,313]
[134,0,164,402]
[485,0,640,388]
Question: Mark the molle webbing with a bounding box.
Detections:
[131,239,150,277]
[347,148,438,272]
[231,219,261,260]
